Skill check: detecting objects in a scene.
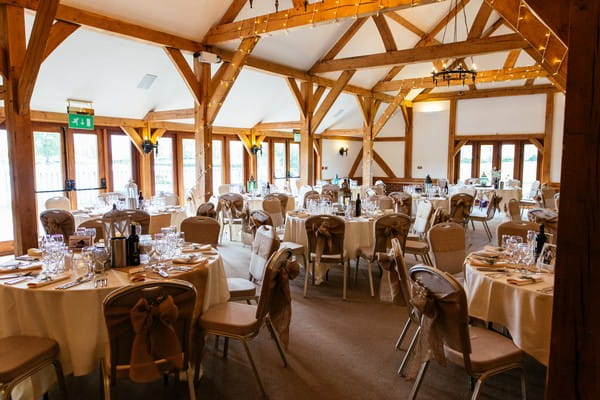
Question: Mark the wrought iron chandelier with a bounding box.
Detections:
[249,0,324,13]
[431,0,477,86]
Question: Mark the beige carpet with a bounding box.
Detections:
[49,215,546,399]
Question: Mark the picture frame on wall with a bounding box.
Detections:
[537,243,557,272]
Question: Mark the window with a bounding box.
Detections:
[522,144,539,195]
[500,144,516,180]
[212,140,223,194]
[72,133,100,207]
[458,145,473,183]
[0,130,13,241]
[256,144,269,186]
[229,140,245,186]
[34,131,65,213]
[182,138,196,195]
[273,141,287,189]
[110,135,133,193]
[479,144,494,180]
[154,137,175,194]
[289,142,300,191]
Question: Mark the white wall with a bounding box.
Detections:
[412,101,450,180]
[551,93,565,182]
[321,139,362,179]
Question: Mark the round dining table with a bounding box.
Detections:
[464,263,553,365]
[0,255,229,399]
[73,207,188,231]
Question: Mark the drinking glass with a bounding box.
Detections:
[93,247,110,274]
[73,254,90,279]
[51,234,64,243]
[81,247,95,277]
[526,229,535,249]
[85,228,97,244]
[139,237,154,265]
[154,238,169,267]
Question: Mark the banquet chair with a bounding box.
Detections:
[469,193,500,241]
[78,218,105,242]
[196,202,217,219]
[40,209,75,242]
[519,180,540,211]
[218,184,230,195]
[428,222,466,285]
[321,184,340,199]
[449,193,474,228]
[181,216,220,248]
[389,192,412,216]
[303,190,320,208]
[407,265,526,400]
[227,225,280,303]
[264,193,289,214]
[185,189,201,217]
[540,185,558,209]
[262,198,285,228]
[405,201,434,265]
[507,199,522,221]
[218,193,245,242]
[102,280,198,400]
[389,239,423,377]
[497,221,539,246]
[356,214,411,296]
[376,195,394,210]
[199,248,293,396]
[0,336,68,400]
[149,213,172,235]
[159,192,179,206]
[45,196,71,211]
[102,209,151,236]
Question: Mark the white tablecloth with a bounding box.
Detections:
[245,195,296,213]
[464,264,553,365]
[73,208,188,231]
[494,188,522,212]
[0,255,229,398]
[283,215,373,281]
[411,195,450,217]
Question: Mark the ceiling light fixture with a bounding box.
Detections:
[431,0,477,87]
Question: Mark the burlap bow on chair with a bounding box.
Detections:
[268,259,300,348]
[377,252,401,303]
[129,295,183,382]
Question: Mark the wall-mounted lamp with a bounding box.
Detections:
[142,139,158,154]
[250,144,263,156]
[339,146,349,157]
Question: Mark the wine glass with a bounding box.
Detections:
[153,238,169,268]
[51,234,64,243]
[85,228,97,244]
[81,247,95,277]
[93,247,109,274]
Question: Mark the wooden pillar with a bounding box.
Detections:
[362,123,373,187]
[194,58,212,202]
[403,105,413,178]
[1,5,38,254]
[542,92,554,183]
[547,0,600,398]
[121,126,153,198]
[300,81,314,186]
[447,98,457,183]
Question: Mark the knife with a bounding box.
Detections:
[55,276,93,290]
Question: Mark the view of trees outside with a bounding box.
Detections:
[289,142,300,192]
[459,145,473,183]
[34,131,64,216]
[212,140,223,194]
[229,140,244,186]
[110,135,133,192]
[273,142,286,189]
[479,145,494,180]
[256,144,269,186]
[522,144,538,195]
[501,144,515,180]
[73,133,100,207]
[154,137,174,195]
[182,138,195,195]
[0,131,13,241]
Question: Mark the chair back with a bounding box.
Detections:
[528,180,540,199]
[507,179,521,188]
[305,215,345,257]
[196,202,217,219]
[507,199,521,221]
[540,186,558,209]
[149,213,172,234]
[218,193,244,219]
[321,184,339,202]
[264,193,289,213]
[303,190,320,208]
[218,184,230,195]
[77,218,105,241]
[429,207,451,227]
[185,189,201,217]
[484,192,499,221]
[413,200,434,235]
[428,222,466,275]
[389,192,412,216]
[449,193,474,224]
[160,192,179,206]
[371,183,385,196]
[262,198,284,227]
[376,196,394,210]
[45,196,71,211]
[40,209,75,240]
[372,213,411,254]
[103,279,198,381]
[496,221,539,246]
[408,265,473,372]
[180,216,220,247]
[391,238,420,322]
[255,248,294,325]
[250,210,273,228]
[249,226,280,282]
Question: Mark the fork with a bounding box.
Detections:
[94,277,107,288]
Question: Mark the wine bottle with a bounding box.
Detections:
[138,191,144,210]
[126,224,140,266]
[355,194,361,217]
[534,224,547,261]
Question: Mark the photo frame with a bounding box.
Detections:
[537,243,557,272]
[68,235,93,249]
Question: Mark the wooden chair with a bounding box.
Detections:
[196,202,217,219]
[199,248,293,396]
[227,225,280,303]
[262,198,284,228]
[181,216,220,248]
[407,265,526,400]
[507,198,522,221]
[40,209,75,242]
[405,200,434,265]
[45,196,71,211]
[496,221,539,246]
[519,180,540,211]
[77,217,105,243]
[356,213,411,296]
[321,184,340,202]
[449,193,474,228]
[0,336,68,400]
[102,280,198,400]
[540,185,558,209]
[428,222,466,284]
[389,192,412,216]
[149,213,172,234]
[102,209,150,235]
[302,190,320,208]
[264,193,289,214]
[218,193,244,242]
[469,193,500,241]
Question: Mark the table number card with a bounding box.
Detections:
[68,235,93,249]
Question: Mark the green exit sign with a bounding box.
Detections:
[68,113,94,130]
[293,131,301,142]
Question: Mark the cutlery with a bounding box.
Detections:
[94,278,108,288]
[56,276,93,290]
[4,275,35,285]
[153,267,169,278]
[0,272,33,280]
[537,286,554,294]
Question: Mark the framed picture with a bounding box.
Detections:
[537,243,557,272]
[68,235,93,249]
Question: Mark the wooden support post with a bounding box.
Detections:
[1,5,38,254]
[447,99,457,183]
[194,58,212,202]
[403,104,413,178]
[362,97,377,187]
[121,126,153,198]
[299,81,314,186]
[542,92,554,183]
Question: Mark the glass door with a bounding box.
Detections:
[458,144,473,183]
[0,130,13,244]
[154,136,175,195]
[109,134,134,193]
[522,144,539,195]
[272,141,287,190]
[34,131,66,213]
[212,139,224,194]
[72,132,101,208]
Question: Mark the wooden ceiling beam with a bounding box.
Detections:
[374,65,546,92]
[43,21,79,61]
[309,17,367,71]
[145,108,194,121]
[372,89,408,137]
[320,128,364,137]
[412,84,557,101]
[503,49,521,69]
[207,36,259,124]
[373,150,396,178]
[203,0,444,45]
[253,121,302,130]
[164,47,201,104]
[120,126,144,153]
[467,1,493,39]
[17,0,59,111]
[286,77,306,118]
[313,34,527,73]
[218,0,248,25]
[385,11,426,38]
[311,69,355,132]
[372,14,397,52]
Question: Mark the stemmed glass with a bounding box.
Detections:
[85,228,97,244]
[153,236,169,268]
[81,247,95,278]
[93,247,109,275]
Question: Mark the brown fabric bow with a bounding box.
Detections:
[129,295,183,382]
[268,259,300,348]
[377,252,401,303]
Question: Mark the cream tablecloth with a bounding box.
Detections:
[411,195,450,217]
[494,188,521,212]
[0,255,229,399]
[245,195,296,213]
[464,264,553,365]
[73,208,188,230]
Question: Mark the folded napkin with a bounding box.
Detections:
[27,273,71,288]
[471,250,501,258]
[468,257,508,268]
[507,275,543,286]
[0,261,43,274]
[484,245,504,253]
[182,244,212,253]
[27,248,43,258]
[172,255,208,265]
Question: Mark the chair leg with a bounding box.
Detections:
[303,260,310,298]
[471,378,485,400]
[53,360,68,399]
[520,367,528,400]
[229,221,233,241]
[186,367,196,400]
[398,326,420,376]
[223,337,229,359]
[408,360,429,400]
[343,261,348,300]
[367,259,374,297]
[101,359,111,400]
[241,339,266,397]
[354,257,360,284]
[395,317,412,350]
[266,318,288,367]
